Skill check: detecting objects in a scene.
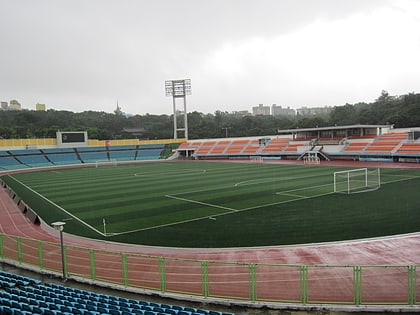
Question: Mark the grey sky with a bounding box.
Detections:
[1,0,419,115]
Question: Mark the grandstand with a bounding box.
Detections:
[176,125,420,163]
[1,126,419,170]
[0,144,170,170]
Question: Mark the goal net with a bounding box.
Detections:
[95,159,118,168]
[334,168,380,194]
[250,156,263,163]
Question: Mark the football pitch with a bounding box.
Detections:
[2,161,420,248]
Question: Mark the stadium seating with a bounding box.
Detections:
[0,145,169,170]
[15,155,53,168]
[77,151,109,163]
[0,271,236,315]
[45,153,81,165]
[109,150,136,161]
[0,157,27,170]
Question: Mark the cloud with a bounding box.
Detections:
[1,0,419,114]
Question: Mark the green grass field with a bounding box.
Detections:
[2,161,420,247]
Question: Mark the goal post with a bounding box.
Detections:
[95,159,118,168]
[250,156,263,163]
[334,168,381,194]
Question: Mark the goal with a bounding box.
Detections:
[250,156,263,163]
[95,159,118,168]
[334,168,380,194]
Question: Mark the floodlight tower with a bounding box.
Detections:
[165,79,191,140]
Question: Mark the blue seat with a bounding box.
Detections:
[60,305,72,313]
[70,307,83,315]
[1,292,12,300]
[109,309,122,315]
[74,303,85,310]
[64,300,75,307]
[130,303,141,310]
[12,309,25,315]
[108,305,119,310]
[184,308,196,313]
[96,306,109,314]
[1,298,13,307]
[31,306,43,314]
[1,306,13,315]
[21,304,33,313]
[87,305,98,312]
[11,301,21,309]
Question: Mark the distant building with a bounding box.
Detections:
[252,104,270,116]
[36,103,46,111]
[231,110,250,116]
[0,101,8,110]
[8,100,22,110]
[296,106,332,116]
[271,104,295,117]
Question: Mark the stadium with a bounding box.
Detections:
[1,125,420,314]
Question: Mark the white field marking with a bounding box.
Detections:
[241,190,337,212]
[380,173,420,183]
[134,169,206,177]
[9,175,106,237]
[277,193,309,199]
[165,194,237,212]
[103,211,235,236]
[234,172,332,187]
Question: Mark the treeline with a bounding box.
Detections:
[0,91,419,140]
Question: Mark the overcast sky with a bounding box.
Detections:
[1,0,419,115]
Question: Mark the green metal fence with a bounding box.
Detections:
[0,232,417,305]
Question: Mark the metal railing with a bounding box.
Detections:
[0,232,417,305]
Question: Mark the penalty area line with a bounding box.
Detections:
[165,194,237,212]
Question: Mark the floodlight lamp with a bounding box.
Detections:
[52,221,66,231]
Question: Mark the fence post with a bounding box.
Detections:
[201,261,209,297]
[408,265,416,305]
[353,266,362,305]
[37,240,43,269]
[89,249,96,281]
[121,253,128,286]
[159,257,166,293]
[300,265,308,304]
[62,244,68,277]
[16,237,22,264]
[248,263,257,302]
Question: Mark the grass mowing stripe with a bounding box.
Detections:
[7,175,105,236]
[3,162,420,247]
